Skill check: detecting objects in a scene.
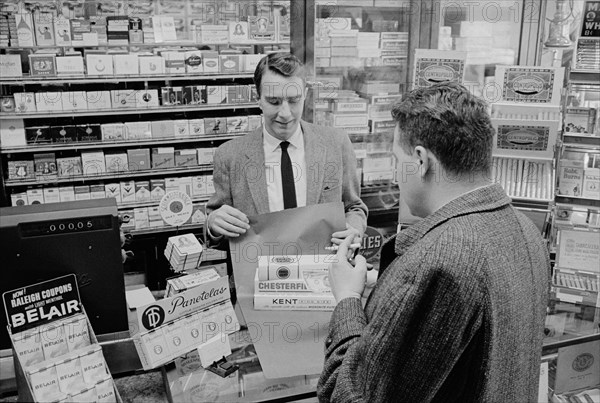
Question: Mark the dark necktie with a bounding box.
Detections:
[280,141,297,209]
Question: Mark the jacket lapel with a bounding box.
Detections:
[302,121,325,205]
[243,128,270,215]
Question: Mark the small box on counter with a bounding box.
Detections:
[166,268,220,297]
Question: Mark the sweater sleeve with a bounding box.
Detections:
[317,238,486,402]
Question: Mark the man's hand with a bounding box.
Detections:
[329,235,367,303]
[207,205,250,238]
[331,223,362,246]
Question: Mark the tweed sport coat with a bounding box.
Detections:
[318,184,550,402]
[206,120,368,233]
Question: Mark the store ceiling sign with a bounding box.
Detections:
[360,227,384,261]
[3,274,81,334]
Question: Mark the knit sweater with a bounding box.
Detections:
[317,184,550,402]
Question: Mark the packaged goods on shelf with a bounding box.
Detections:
[111,89,137,108]
[151,120,175,138]
[248,16,275,42]
[558,160,585,197]
[0,119,26,146]
[491,157,554,200]
[0,54,23,77]
[135,181,151,202]
[582,168,600,199]
[174,120,190,138]
[8,160,34,180]
[101,123,125,141]
[26,188,44,204]
[11,192,28,206]
[134,207,149,228]
[56,157,83,178]
[105,153,128,173]
[150,179,166,200]
[493,65,565,105]
[59,186,75,202]
[61,91,88,111]
[139,55,165,74]
[175,149,198,167]
[80,151,105,176]
[43,187,60,203]
[166,267,220,297]
[148,206,163,227]
[85,91,112,110]
[85,54,114,75]
[113,54,138,75]
[491,119,559,160]
[89,184,105,200]
[412,49,466,89]
[74,185,90,200]
[55,56,84,75]
[33,152,57,180]
[50,125,77,143]
[53,15,71,46]
[152,147,175,169]
[124,121,152,140]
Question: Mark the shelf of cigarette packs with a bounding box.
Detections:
[488,102,561,205]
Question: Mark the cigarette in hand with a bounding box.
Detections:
[324,243,361,251]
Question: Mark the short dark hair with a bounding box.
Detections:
[254,53,305,97]
[391,82,493,174]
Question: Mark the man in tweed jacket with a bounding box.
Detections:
[318,82,550,402]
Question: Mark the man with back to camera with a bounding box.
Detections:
[206,52,367,245]
[318,82,550,402]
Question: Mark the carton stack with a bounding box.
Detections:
[165,233,203,272]
[450,21,515,66]
[253,255,337,311]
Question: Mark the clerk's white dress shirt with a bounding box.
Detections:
[262,124,307,212]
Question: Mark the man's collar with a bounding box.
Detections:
[394,183,511,256]
[263,123,303,153]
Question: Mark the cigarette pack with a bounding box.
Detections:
[219,55,240,74]
[151,120,175,138]
[174,120,190,138]
[166,268,221,296]
[56,56,84,75]
[101,123,125,141]
[26,363,61,401]
[204,117,226,135]
[51,125,77,143]
[35,92,63,112]
[26,189,44,204]
[150,179,166,201]
[191,176,207,197]
[11,193,28,206]
[104,183,121,202]
[55,356,86,393]
[257,255,335,281]
[206,86,227,104]
[43,188,60,204]
[59,187,76,202]
[202,51,219,73]
[134,207,149,229]
[558,160,585,197]
[135,181,151,202]
[121,181,136,203]
[582,168,600,200]
[34,152,58,179]
[113,54,139,75]
[148,206,163,227]
[86,54,114,76]
[90,184,105,200]
[15,13,35,46]
[0,54,23,78]
[74,185,91,201]
[54,16,71,46]
[12,328,44,367]
[185,51,203,74]
[111,89,137,108]
[39,322,69,359]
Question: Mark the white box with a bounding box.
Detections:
[494,65,565,105]
[56,56,85,75]
[491,119,559,159]
[104,183,121,202]
[27,188,44,204]
[11,192,28,206]
[101,123,125,141]
[61,91,88,111]
[124,121,152,139]
[582,168,600,200]
[111,90,137,108]
[162,51,185,74]
[253,292,336,311]
[43,187,60,204]
[135,89,159,108]
[59,186,76,202]
[413,49,466,89]
[184,50,203,73]
[173,120,190,138]
[0,119,26,147]
[189,119,205,136]
[13,93,36,113]
[85,90,112,110]
[0,54,23,77]
[134,207,149,228]
[139,56,165,75]
[81,151,106,176]
[197,148,214,165]
[35,92,63,112]
[86,54,114,76]
[113,54,139,75]
[191,176,207,197]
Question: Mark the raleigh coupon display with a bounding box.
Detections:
[2,274,120,402]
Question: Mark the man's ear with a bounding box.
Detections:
[414,146,436,179]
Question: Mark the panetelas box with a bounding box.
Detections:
[126,275,238,369]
